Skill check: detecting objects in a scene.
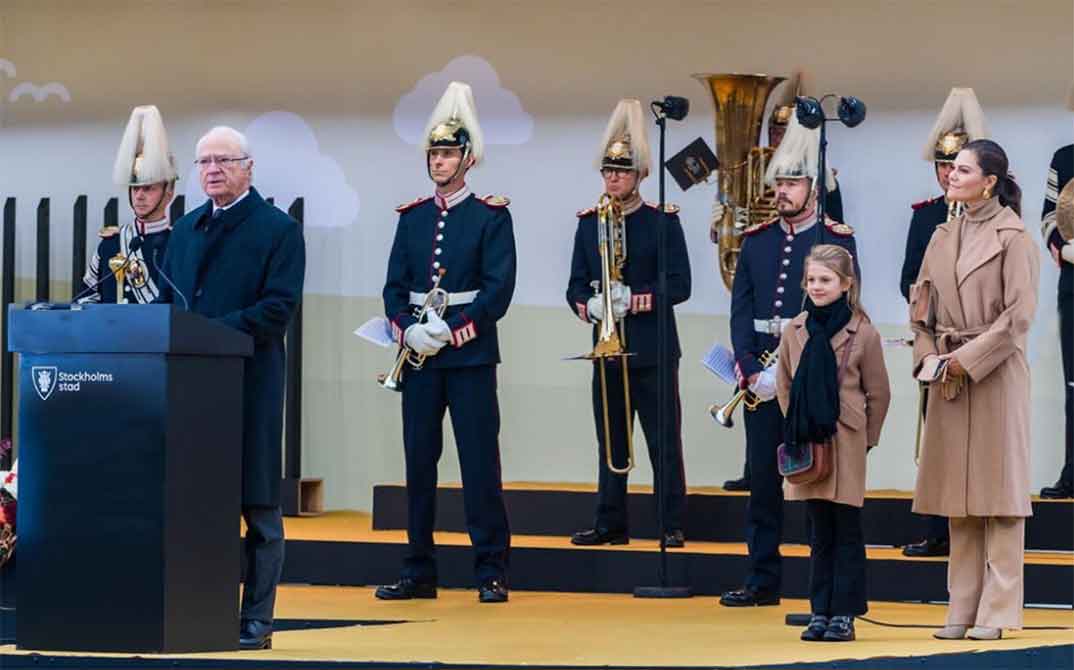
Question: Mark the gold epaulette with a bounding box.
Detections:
[912,196,942,211]
[743,217,777,237]
[576,206,596,217]
[480,194,510,208]
[395,196,432,213]
[645,201,680,214]
[825,219,855,237]
[97,226,119,239]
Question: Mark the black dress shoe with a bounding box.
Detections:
[823,615,855,641]
[478,578,509,603]
[800,614,829,641]
[571,527,628,546]
[1040,481,1074,499]
[719,586,780,607]
[663,529,685,548]
[723,477,750,492]
[239,619,272,650]
[375,578,437,600]
[901,538,950,557]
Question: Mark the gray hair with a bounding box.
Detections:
[196,125,252,159]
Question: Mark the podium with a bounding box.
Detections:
[8,304,252,652]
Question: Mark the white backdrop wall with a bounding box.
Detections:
[1,1,1070,511]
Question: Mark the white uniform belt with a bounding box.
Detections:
[754,317,791,335]
[409,290,478,307]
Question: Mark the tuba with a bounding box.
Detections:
[693,74,786,290]
[570,194,635,474]
[377,269,449,392]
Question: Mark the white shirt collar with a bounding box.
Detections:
[212,189,250,214]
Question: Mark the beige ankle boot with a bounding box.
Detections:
[967,626,1002,640]
[933,624,969,640]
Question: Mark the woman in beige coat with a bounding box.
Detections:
[776,244,891,642]
[909,139,1039,640]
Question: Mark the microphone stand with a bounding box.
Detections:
[635,104,691,599]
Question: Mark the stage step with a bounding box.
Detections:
[372,482,1074,552]
[281,512,1074,607]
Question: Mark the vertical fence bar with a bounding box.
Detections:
[0,199,14,468]
[103,197,118,230]
[35,199,50,303]
[71,195,87,298]
[284,197,304,481]
[169,194,185,223]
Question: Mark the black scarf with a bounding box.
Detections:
[784,296,852,446]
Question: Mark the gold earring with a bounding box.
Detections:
[983,186,993,199]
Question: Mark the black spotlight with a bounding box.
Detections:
[795,96,825,129]
[838,96,867,128]
[654,96,690,121]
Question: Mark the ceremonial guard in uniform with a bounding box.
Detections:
[1039,86,1074,500]
[720,115,858,607]
[566,99,691,548]
[899,88,988,554]
[81,105,177,304]
[376,82,516,603]
[719,70,845,492]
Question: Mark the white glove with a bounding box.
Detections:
[404,323,446,356]
[748,366,778,402]
[710,201,725,243]
[610,282,631,319]
[586,294,606,323]
[423,310,452,343]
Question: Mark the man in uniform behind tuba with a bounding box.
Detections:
[899,87,989,554]
[720,114,859,607]
[376,81,517,604]
[715,70,846,492]
[566,99,692,548]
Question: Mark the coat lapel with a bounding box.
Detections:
[929,221,968,328]
[956,216,1022,288]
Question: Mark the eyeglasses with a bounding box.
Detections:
[194,155,249,170]
[601,168,634,179]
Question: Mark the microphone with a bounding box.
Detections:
[151,247,189,311]
[70,235,145,305]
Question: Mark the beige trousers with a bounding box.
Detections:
[947,516,1025,629]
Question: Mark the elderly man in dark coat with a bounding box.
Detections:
[157,125,305,650]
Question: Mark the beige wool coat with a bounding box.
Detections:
[776,313,891,507]
[909,197,1039,518]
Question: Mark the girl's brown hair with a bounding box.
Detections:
[803,244,867,318]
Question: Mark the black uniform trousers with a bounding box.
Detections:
[1061,285,1073,487]
[401,364,510,584]
[241,505,284,624]
[806,500,868,617]
[592,362,686,533]
[743,399,784,592]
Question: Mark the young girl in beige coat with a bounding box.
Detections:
[776,244,891,642]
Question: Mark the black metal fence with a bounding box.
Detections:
[0,195,306,483]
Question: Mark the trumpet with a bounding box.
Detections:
[708,350,777,428]
[570,193,635,475]
[377,269,449,392]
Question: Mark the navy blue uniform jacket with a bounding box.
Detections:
[900,196,947,301]
[566,203,692,367]
[383,194,517,367]
[730,218,858,379]
[157,187,306,506]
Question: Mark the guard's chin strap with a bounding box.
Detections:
[129,184,172,233]
[427,144,472,184]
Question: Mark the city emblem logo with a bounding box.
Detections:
[32,366,58,401]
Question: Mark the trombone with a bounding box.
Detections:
[570,194,635,475]
[377,269,449,392]
[708,350,777,428]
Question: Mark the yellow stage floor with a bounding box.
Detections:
[4,585,1072,668]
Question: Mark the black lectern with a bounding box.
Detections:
[8,304,252,652]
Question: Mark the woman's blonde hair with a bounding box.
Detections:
[803,244,867,318]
